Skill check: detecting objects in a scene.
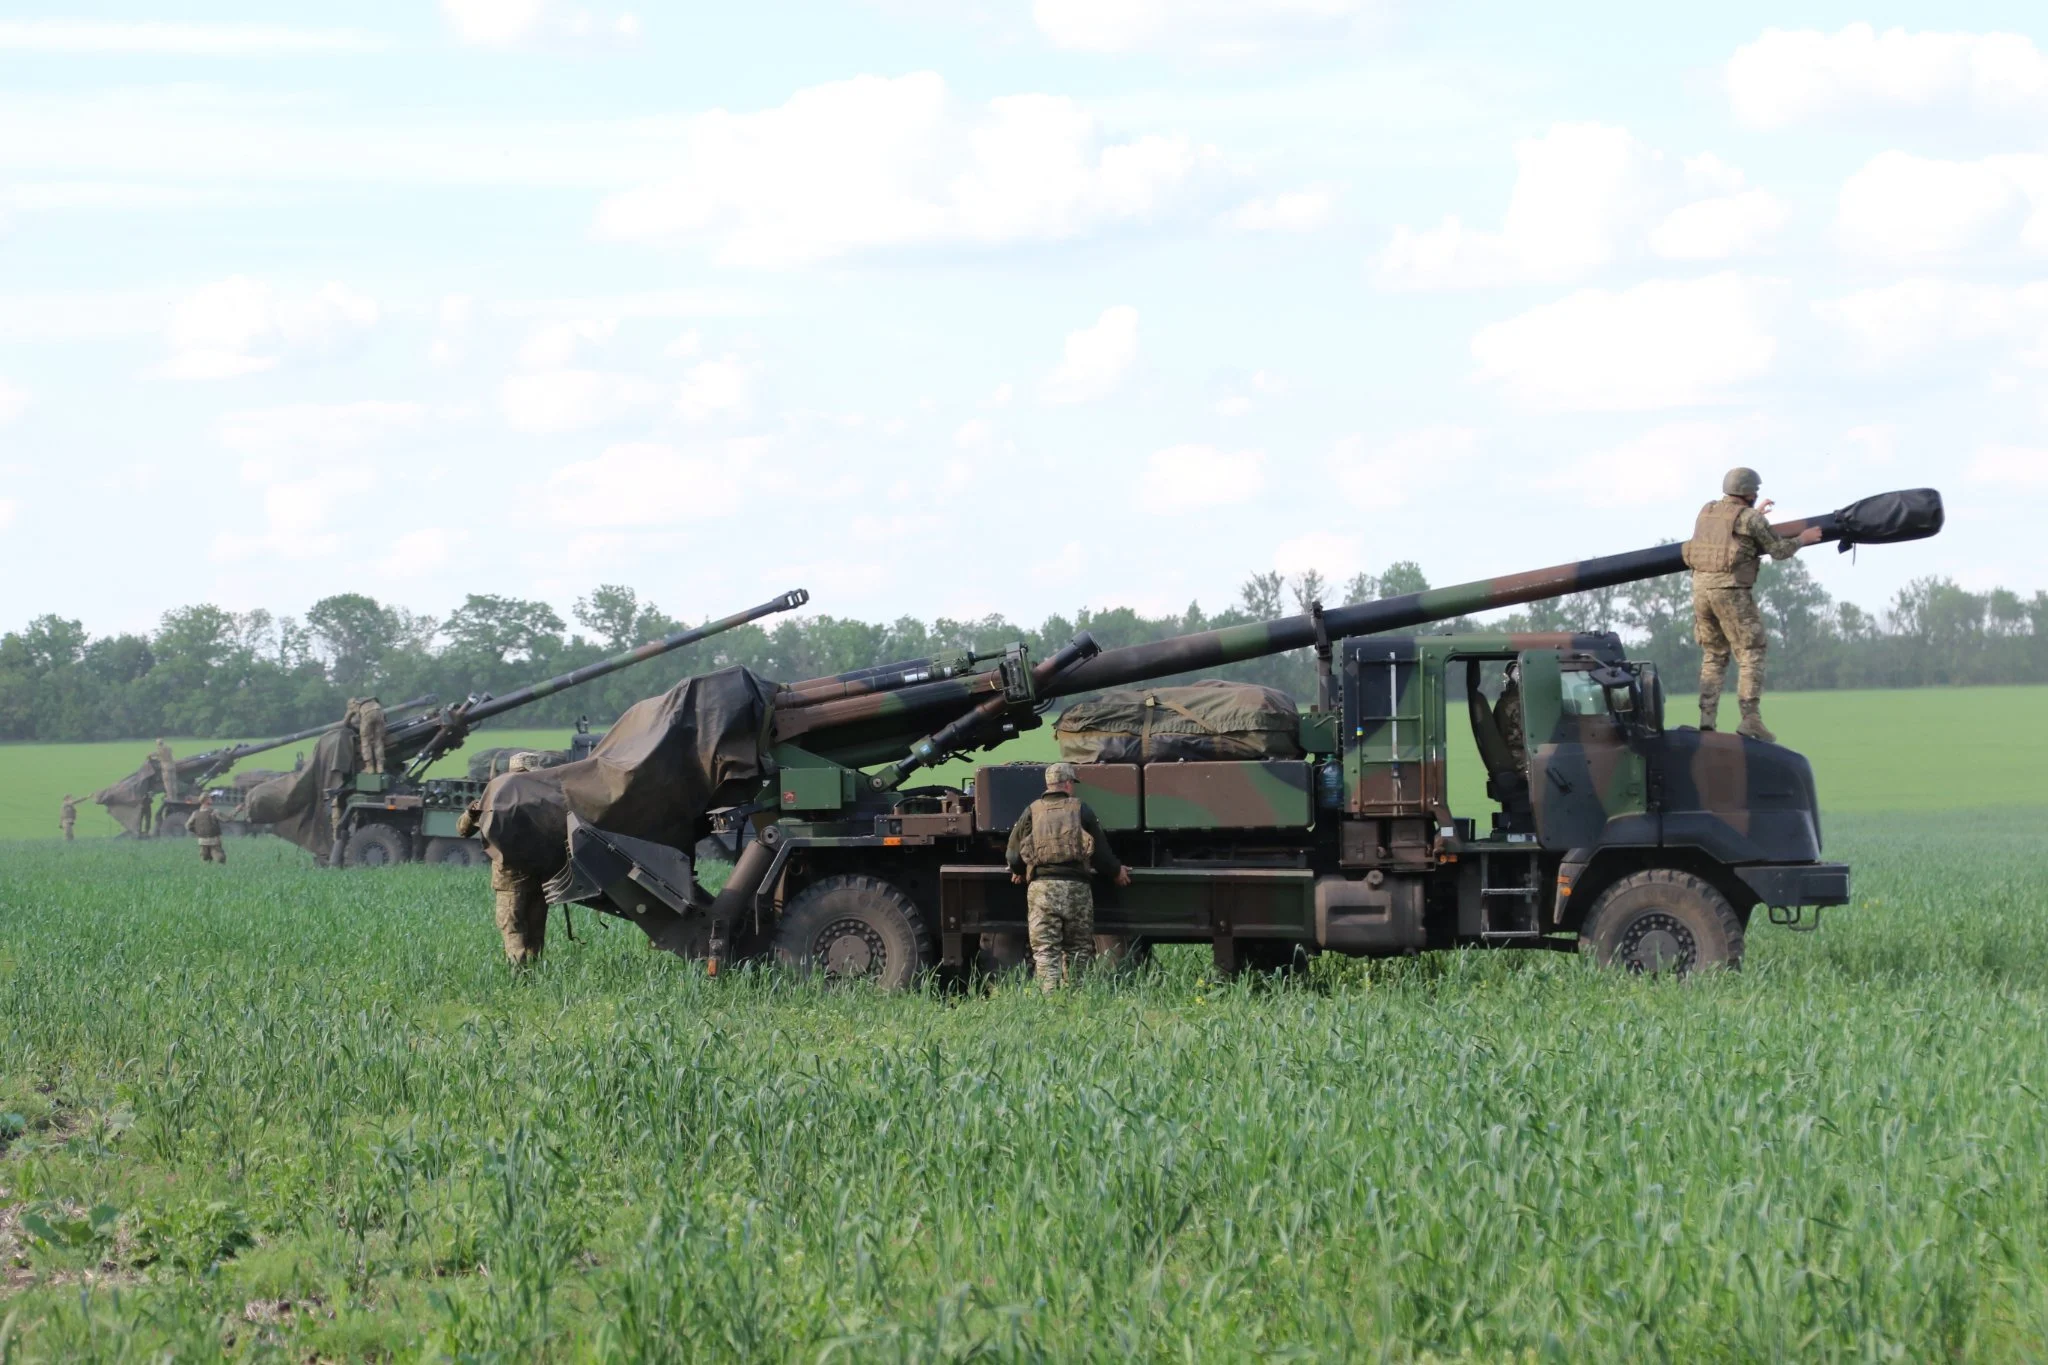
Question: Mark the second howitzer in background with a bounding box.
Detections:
[1683,466,1824,742]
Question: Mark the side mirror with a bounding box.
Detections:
[1592,665,1663,740]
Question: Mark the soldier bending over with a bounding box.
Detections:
[465,751,547,965]
[1006,763,1130,991]
[355,696,387,773]
[1683,466,1822,743]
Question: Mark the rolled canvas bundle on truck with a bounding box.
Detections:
[1054,680,1303,764]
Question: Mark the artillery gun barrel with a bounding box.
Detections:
[395,589,810,769]
[779,490,1942,773]
[180,694,439,776]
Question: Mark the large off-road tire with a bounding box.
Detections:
[341,822,413,868]
[1578,868,1744,974]
[157,809,191,839]
[774,875,931,990]
[425,837,483,867]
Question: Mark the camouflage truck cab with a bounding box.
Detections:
[707,631,1846,982]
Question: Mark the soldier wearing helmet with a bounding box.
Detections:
[1681,467,1823,742]
[1004,763,1131,991]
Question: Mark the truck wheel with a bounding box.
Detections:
[425,838,482,867]
[1093,935,1156,974]
[341,823,412,868]
[774,875,931,989]
[1579,869,1743,974]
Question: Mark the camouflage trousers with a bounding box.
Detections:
[491,857,548,965]
[1027,878,1095,992]
[157,758,179,802]
[197,838,225,865]
[358,727,386,773]
[61,819,74,842]
[1694,586,1768,712]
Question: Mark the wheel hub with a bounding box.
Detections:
[816,918,887,979]
[1617,912,1696,973]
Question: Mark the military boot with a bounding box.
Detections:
[1697,691,1721,732]
[1736,700,1776,743]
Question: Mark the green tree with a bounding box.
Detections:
[308,594,400,690]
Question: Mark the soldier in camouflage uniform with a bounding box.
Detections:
[355,696,387,773]
[1005,762,1130,992]
[188,792,226,864]
[469,752,547,965]
[1683,467,1823,742]
[59,794,79,841]
[153,737,178,803]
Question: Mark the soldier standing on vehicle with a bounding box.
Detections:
[1683,467,1824,743]
[153,737,178,802]
[188,792,226,865]
[355,696,387,773]
[59,794,79,841]
[1005,763,1131,992]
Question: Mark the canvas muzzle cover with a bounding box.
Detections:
[1832,488,1944,551]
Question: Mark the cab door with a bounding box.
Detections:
[1524,654,1649,849]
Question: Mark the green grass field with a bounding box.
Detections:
[6,685,2044,844]
[2,810,2046,1359]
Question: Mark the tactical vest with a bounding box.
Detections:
[1683,498,1743,575]
[1028,797,1094,870]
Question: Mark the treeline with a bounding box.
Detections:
[3,559,2043,744]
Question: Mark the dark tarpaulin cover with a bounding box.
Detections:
[91,762,157,837]
[242,727,359,858]
[478,666,777,876]
[1054,680,1305,764]
[1835,488,1944,548]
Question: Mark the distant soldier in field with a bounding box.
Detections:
[1005,763,1130,992]
[1683,467,1824,742]
[188,792,226,865]
[355,696,388,773]
[59,794,79,841]
[153,737,178,802]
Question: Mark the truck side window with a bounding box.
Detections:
[1559,671,1607,717]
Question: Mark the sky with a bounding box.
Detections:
[0,1,2040,639]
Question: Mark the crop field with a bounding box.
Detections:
[2,689,2046,1359]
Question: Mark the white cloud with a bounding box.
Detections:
[1813,278,2048,366]
[516,317,618,369]
[1328,427,1472,509]
[1228,186,1334,232]
[664,329,702,359]
[1032,0,1371,58]
[440,0,549,45]
[955,418,994,449]
[1968,444,2048,488]
[1214,394,1253,417]
[0,380,27,424]
[592,73,1201,267]
[1374,125,1785,290]
[217,402,426,457]
[1143,444,1265,506]
[1471,274,1777,411]
[676,356,753,422]
[1541,421,1761,507]
[500,369,659,432]
[383,527,471,577]
[1726,25,2048,129]
[1043,305,1139,404]
[544,442,746,526]
[210,479,343,563]
[159,277,379,381]
[0,20,386,54]
[1650,190,1788,261]
[1835,151,2048,261]
[1273,530,1361,577]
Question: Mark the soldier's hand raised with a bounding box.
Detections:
[1757,497,1775,514]
[1798,527,1823,547]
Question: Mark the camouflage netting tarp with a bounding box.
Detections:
[242,728,361,859]
[91,761,158,837]
[479,666,778,876]
[1054,680,1304,764]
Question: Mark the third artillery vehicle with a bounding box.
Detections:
[243,590,808,867]
[527,489,1944,983]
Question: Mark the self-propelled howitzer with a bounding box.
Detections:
[534,487,1943,983]
[90,695,439,839]
[247,589,810,867]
